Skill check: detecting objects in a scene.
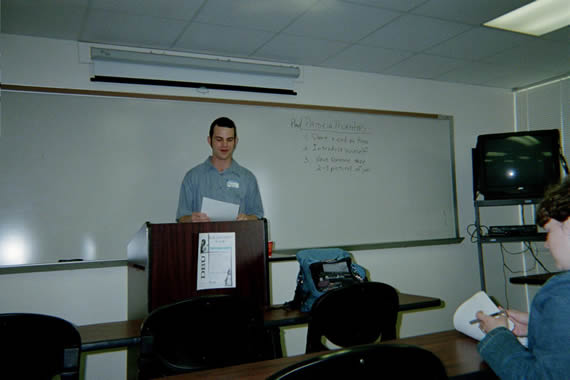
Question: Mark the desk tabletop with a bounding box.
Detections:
[263,292,441,327]
[159,330,496,379]
[78,292,442,352]
[79,318,143,352]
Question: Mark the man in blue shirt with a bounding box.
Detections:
[176,117,263,223]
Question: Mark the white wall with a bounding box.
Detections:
[0,266,128,379]
[1,33,520,375]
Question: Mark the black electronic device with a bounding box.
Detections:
[488,224,538,237]
[309,258,357,292]
[472,129,563,200]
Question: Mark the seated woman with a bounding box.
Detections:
[476,178,570,379]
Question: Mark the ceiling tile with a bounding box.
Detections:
[89,0,205,20]
[481,65,560,89]
[2,0,87,40]
[341,0,427,12]
[482,39,570,74]
[360,14,471,52]
[412,0,533,25]
[435,61,512,86]
[283,0,401,42]
[252,34,348,65]
[322,44,413,73]
[175,23,274,57]
[541,26,570,43]
[384,54,464,79]
[1,0,567,90]
[81,9,187,49]
[194,0,320,32]
[426,27,534,60]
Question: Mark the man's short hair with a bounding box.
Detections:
[209,117,237,139]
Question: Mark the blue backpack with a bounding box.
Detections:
[287,248,368,312]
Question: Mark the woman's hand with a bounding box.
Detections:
[476,310,509,334]
[505,309,529,337]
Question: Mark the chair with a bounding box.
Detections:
[0,313,81,380]
[305,281,399,353]
[137,294,266,379]
[268,343,448,380]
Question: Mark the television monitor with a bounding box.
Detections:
[473,129,562,200]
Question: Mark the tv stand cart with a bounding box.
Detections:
[474,198,545,291]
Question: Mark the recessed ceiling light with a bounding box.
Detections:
[484,0,570,36]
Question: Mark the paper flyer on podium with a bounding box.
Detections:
[197,232,236,290]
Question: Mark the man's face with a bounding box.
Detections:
[208,125,237,161]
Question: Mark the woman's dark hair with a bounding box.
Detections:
[209,117,236,139]
[537,177,570,227]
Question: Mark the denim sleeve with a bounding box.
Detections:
[478,327,529,380]
[478,319,570,379]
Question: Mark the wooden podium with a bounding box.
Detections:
[127,219,269,320]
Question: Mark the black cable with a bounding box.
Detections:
[500,243,528,256]
[497,238,551,273]
[525,242,550,273]
[466,223,488,243]
[500,249,511,308]
[500,244,530,273]
[519,202,550,272]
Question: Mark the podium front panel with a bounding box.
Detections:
[129,219,269,314]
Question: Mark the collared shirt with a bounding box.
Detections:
[478,270,570,379]
[176,157,263,221]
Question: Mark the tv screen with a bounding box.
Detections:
[473,129,562,200]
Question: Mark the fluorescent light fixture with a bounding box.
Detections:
[484,0,570,36]
[91,47,301,79]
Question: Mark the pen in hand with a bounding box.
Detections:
[470,310,506,324]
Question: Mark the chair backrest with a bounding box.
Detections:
[0,313,82,380]
[268,344,448,380]
[306,281,399,353]
[137,294,266,379]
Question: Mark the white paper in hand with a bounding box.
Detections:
[453,291,514,341]
[201,197,239,221]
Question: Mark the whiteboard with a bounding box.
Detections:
[0,89,458,265]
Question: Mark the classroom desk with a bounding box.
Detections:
[78,292,441,352]
[158,330,497,380]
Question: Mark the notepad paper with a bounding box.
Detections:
[453,291,515,341]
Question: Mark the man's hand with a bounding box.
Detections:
[178,212,210,223]
[236,214,258,221]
